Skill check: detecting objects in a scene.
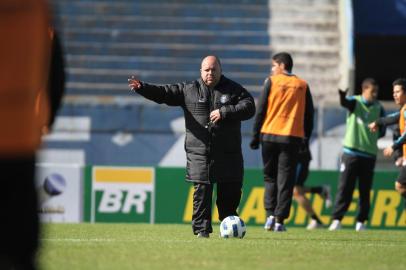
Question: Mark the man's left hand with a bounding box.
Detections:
[210,109,221,123]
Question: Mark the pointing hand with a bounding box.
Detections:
[128,75,141,92]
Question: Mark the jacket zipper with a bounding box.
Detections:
[207,87,214,183]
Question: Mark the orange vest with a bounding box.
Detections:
[260,74,308,138]
[399,105,406,159]
[0,0,51,156]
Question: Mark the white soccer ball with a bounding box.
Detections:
[220,216,246,239]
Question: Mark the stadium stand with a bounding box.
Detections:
[54,0,271,99]
[46,0,272,167]
[269,0,340,101]
[46,0,360,169]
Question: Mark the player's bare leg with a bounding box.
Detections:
[293,186,324,229]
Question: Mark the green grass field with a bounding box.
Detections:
[39,223,406,270]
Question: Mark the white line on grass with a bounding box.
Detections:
[42,238,115,242]
[41,238,195,243]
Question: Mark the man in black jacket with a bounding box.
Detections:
[128,55,255,238]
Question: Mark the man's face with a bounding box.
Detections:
[393,85,406,105]
[362,85,378,103]
[271,60,284,75]
[200,57,221,88]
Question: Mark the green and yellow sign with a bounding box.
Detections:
[84,166,406,229]
[155,168,406,229]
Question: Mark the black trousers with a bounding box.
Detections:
[262,141,299,221]
[332,153,376,223]
[0,155,38,270]
[192,181,242,234]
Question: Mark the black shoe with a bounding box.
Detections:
[197,232,210,238]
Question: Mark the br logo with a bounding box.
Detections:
[91,167,154,222]
[98,189,147,213]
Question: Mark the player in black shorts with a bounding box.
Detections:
[392,125,406,210]
[372,120,406,211]
[293,140,332,230]
[369,78,406,212]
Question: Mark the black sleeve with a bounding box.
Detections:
[378,106,386,138]
[339,90,356,113]
[304,85,314,139]
[136,82,185,107]
[48,32,66,128]
[251,78,271,140]
[376,112,400,126]
[393,130,406,150]
[219,86,255,121]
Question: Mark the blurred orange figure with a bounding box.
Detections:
[0,0,52,269]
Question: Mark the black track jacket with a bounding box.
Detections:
[135,75,255,184]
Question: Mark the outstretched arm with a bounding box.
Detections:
[376,112,400,126]
[369,112,399,132]
[128,76,184,106]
